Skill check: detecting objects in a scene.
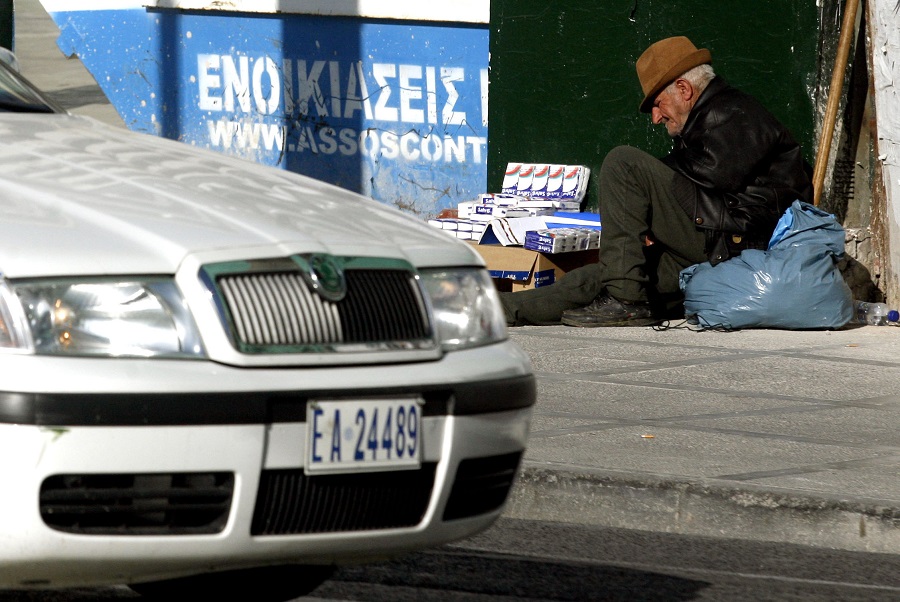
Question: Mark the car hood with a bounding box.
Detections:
[0,114,477,278]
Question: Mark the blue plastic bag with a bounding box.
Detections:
[679,201,853,330]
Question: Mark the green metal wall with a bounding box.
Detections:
[0,0,12,51]
[487,0,821,211]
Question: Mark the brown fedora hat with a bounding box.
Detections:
[636,36,712,113]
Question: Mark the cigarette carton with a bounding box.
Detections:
[556,200,583,212]
[529,164,550,194]
[516,199,557,210]
[562,166,586,201]
[524,227,601,253]
[524,229,575,253]
[546,164,565,196]
[501,164,521,191]
[501,162,591,207]
[457,201,476,219]
[479,193,527,206]
[516,164,535,193]
[524,207,557,217]
[494,206,532,218]
[427,218,465,238]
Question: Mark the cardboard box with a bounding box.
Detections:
[468,242,599,292]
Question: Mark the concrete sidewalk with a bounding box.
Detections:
[505,324,900,554]
[13,0,900,557]
[13,0,123,126]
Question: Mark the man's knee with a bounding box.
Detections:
[599,146,663,191]
[602,145,649,173]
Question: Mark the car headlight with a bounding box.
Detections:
[419,268,507,350]
[0,278,205,358]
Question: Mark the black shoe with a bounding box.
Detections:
[561,295,657,327]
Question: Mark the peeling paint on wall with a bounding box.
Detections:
[40,2,489,218]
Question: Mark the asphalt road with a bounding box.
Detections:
[4,518,899,601]
[308,518,900,601]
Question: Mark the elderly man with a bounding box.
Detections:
[500,36,813,327]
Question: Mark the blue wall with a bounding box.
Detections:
[47,6,488,217]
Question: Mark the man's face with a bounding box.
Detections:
[650,81,692,137]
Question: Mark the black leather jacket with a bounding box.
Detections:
[662,77,813,264]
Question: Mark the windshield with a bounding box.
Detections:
[0,60,60,113]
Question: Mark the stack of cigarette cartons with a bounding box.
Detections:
[427,163,592,240]
[457,192,557,222]
[429,194,557,241]
[427,162,601,289]
[501,163,590,211]
[524,227,600,253]
[426,218,487,241]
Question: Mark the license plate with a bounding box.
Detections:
[306,397,423,474]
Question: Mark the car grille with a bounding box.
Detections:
[251,464,437,535]
[207,259,432,352]
[443,452,523,520]
[39,472,234,535]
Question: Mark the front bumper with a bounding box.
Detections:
[0,341,535,588]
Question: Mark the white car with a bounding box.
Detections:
[0,57,534,598]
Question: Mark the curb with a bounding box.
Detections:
[503,464,900,554]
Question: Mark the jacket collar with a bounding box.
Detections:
[690,75,728,114]
[677,76,729,139]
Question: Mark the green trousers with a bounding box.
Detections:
[501,146,708,326]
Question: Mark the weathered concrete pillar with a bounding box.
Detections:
[868,0,900,306]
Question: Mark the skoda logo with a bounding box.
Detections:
[302,254,347,302]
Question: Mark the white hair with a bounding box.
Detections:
[665,64,716,96]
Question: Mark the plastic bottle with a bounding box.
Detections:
[854,300,900,326]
